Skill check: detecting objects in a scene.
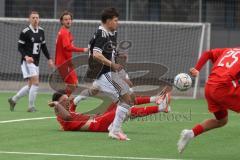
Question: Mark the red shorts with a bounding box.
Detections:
[58,104,117,132]
[57,65,78,85]
[205,82,240,113]
[88,108,116,132]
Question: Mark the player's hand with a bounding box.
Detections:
[25,56,34,63]
[48,101,58,107]
[48,59,55,69]
[112,63,123,72]
[83,48,89,52]
[189,67,199,77]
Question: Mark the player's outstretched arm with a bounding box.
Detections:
[190,51,212,77]
[65,44,88,53]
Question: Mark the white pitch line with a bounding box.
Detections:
[0,151,185,160]
[0,117,55,124]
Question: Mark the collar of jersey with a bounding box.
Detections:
[29,24,39,33]
[99,25,116,36]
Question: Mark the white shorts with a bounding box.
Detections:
[21,61,39,79]
[93,72,130,101]
[118,69,134,93]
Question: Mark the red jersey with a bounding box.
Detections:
[195,48,228,71]
[206,48,240,84]
[57,102,90,131]
[55,27,85,66]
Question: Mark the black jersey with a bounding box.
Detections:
[18,25,50,66]
[87,26,117,79]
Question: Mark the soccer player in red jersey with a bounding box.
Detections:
[48,90,170,138]
[178,48,240,153]
[55,11,88,95]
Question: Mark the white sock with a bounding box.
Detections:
[150,96,156,102]
[189,130,195,138]
[111,105,129,132]
[158,102,165,111]
[29,85,39,108]
[12,85,30,102]
[158,97,167,111]
[73,89,91,105]
[74,95,87,105]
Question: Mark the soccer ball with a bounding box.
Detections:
[174,73,192,91]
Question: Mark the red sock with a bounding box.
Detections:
[104,102,117,113]
[192,124,204,137]
[134,96,151,105]
[130,106,158,117]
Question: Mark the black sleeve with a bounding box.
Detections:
[18,31,27,58]
[41,31,50,60]
[41,43,50,59]
[93,30,108,53]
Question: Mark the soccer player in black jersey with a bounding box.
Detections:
[87,8,134,140]
[8,11,54,112]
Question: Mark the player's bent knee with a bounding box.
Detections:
[213,110,228,127]
[121,94,134,106]
[29,76,39,84]
[90,88,99,95]
[119,102,131,110]
[214,110,228,120]
[219,117,228,127]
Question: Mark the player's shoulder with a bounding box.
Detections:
[21,26,30,34]
[231,47,240,51]
[59,27,70,35]
[210,48,228,53]
[96,26,109,38]
[39,26,44,31]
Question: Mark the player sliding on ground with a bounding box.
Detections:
[177,47,240,153]
[48,90,170,137]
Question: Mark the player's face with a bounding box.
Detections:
[62,15,72,28]
[29,14,39,28]
[107,17,119,31]
[58,94,70,110]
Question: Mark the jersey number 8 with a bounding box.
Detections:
[33,43,41,55]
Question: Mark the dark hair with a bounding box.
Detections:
[60,11,73,23]
[29,11,39,17]
[52,90,66,101]
[101,7,119,23]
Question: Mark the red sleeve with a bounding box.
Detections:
[195,48,226,71]
[194,51,212,71]
[62,30,85,52]
[68,46,85,52]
